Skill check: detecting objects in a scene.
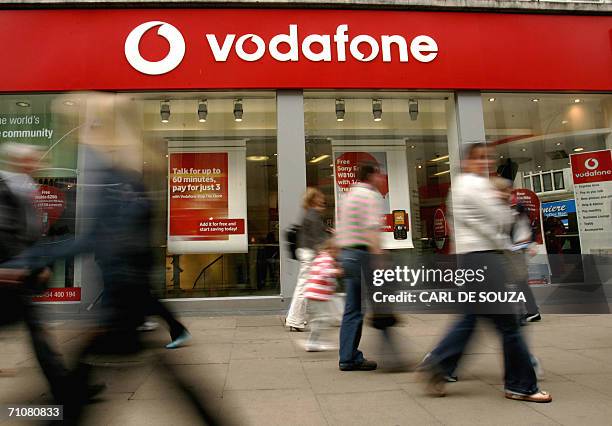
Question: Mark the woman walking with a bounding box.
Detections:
[285,187,329,331]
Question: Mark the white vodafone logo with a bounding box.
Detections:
[585,158,599,170]
[125,21,185,75]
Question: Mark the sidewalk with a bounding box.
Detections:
[2,314,612,425]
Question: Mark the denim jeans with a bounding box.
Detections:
[338,248,369,365]
[430,314,538,395]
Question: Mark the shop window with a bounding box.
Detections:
[483,93,612,257]
[304,91,453,254]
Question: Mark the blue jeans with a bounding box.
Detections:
[339,248,369,365]
[430,314,538,395]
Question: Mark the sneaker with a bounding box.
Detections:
[137,320,159,332]
[304,342,336,352]
[165,330,192,349]
[524,313,542,322]
[444,374,458,382]
[339,359,377,371]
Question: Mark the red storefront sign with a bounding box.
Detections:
[570,150,612,185]
[32,287,81,303]
[0,10,610,91]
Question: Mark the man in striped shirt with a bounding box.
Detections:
[336,163,384,371]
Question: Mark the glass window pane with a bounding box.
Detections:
[533,175,542,193]
[523,176,531,190]
[554,171,564,190]
[542,173,553,192]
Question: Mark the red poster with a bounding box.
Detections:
[169,152,243,240]
[511,188,543,245]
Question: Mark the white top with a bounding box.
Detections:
[448,173,513,254]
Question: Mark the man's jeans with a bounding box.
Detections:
[430,314,538,395]
[339,248,370,366]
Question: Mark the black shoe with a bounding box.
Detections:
[524,313,541,322]
[87,383,107,402]
[339,359,377,371]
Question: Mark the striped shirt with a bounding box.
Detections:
[304,251,340,301]
[336,182,384,248]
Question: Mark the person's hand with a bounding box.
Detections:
[527,247,538,257]
[36,267,52,285]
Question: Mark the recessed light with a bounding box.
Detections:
[556,142,561,146]
[561,120,569,125]
[521,148,527,152]
[16,101,30,107]
[63,100,76,106]
[531,98,539,103]
[488,98,496,102]
[410,145,416,149]
[246,155,269,162]
[500,155,504,159]
[574,99,581,103]
[417,165,423,169]
[537,165,542,168]
[273,153,278,156]
[573,147,584,152]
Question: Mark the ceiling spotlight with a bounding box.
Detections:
[234,99,243,122]
[574,98,581,103]
[198,100,208,123]
[556,142,562,146]
[372,99,382,122]
[521,148,527,152]
[410,145,416,149]
[488,98,496,102]
[335,99,345,122]
[531,98,539,103]
[500,155,504,159]
[63,100,76,106]
[246,155,269,162]
[417,164,423,169]
[160,101,170,123]
[573,147,584,152]
[409,99,419,121]
[16,101,30,107]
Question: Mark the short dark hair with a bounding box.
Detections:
[357,162,378,182]
[464,142,488,160]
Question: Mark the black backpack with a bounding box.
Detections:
[284,224,301,260]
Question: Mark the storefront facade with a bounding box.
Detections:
[0,7,610,312]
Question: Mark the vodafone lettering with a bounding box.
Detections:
[126,21,438,75]
[205,25,438,63]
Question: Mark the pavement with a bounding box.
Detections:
[2,313,612,425]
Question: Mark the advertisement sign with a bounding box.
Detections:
[332,143,413,249]
[168,142,247,253]
[33,185,66,234]
[32,287,81,303]
[433,207,448,252]
[511,188,544,245]
[0,10,610,91]
[570,149,612,255]
[542,199,576,229]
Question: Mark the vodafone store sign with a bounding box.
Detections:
[0,10,611,91]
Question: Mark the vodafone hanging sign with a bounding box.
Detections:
[0,9,611,91]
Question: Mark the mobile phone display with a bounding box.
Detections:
[392,210,408,240]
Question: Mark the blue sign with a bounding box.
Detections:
[541,200,576,218]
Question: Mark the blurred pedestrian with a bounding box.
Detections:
[0,143,75,403]
[285,187,329,331]
[419,143,551,403]
[302,238,342,352]
[336,163,384,371]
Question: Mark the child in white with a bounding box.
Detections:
[303,241,342,352]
